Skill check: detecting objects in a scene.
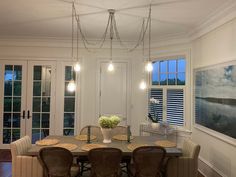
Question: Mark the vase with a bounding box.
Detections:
[151,122,160,129]
[101,128,112,143]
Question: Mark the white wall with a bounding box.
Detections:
[192,18,236,177]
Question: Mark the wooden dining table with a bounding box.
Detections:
[26,135,182,157]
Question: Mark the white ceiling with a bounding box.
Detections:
[0,0,233,41]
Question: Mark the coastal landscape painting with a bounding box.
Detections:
[195,62,236,139]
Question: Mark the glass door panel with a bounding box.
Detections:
[26,62,55,144]
[0,61,27,147]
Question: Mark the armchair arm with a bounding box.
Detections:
[12,156,43,177]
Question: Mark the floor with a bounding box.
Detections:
[0,149,205,177]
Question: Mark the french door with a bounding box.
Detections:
[0,60,56,148]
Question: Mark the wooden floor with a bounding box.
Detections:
[0,149,205,177]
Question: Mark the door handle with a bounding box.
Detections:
[21,110,25,119]
[27,110,31,119]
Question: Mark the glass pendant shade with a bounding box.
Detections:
[139,80,147,90]
[145,61,153,72]
[108,62,114,72]
[67,80,76,92]
[74,62,81,72]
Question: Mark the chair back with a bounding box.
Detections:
[133,146,166,177]
[182,139,200,159]
[112,126,128,136]
[11,136,31,158]
[88,148,122,177]
[39,147,73,177]
[80,125,103,140]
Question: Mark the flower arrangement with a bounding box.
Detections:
[148,97,160,123]
[99,115,121,129]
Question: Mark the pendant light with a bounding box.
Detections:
[107,9,115,72]
[139,19,147,90]
[145,5,153,73]
[67,2,76,92]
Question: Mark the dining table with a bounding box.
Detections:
[25,135,182,157]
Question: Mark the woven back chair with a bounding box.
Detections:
[39,147,74,177]
[80,125,103,140]
[112,125,128,136]
[88,148,122,177]
[132,146,166,177]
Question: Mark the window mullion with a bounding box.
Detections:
[163,88,167,121]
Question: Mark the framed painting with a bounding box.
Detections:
[194,61,236,144]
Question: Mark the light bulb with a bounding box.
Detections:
[139,80,147,90]
[74,62,81,72]
[67,80,76,92]
[145,62,153,72]
[108,62,114,72]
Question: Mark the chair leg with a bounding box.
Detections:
[80,162,84,176]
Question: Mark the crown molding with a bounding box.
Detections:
[189,0,236,40]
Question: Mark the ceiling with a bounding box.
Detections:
[0,0,233,41]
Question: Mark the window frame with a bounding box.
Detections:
[148,54,191,130]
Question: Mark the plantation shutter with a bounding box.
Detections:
[149,89,163,122]
[166,89,184,126]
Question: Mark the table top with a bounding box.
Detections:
[26,135,182,157]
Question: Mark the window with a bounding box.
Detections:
[63,66,76,136]
[149,57,186,126]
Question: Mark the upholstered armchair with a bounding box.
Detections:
[10,136,43,177]
[166,139,200,177]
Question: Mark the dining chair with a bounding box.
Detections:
[129,146,166,177]
[88,148,122,177]
[10,136,43,177]
[166,139,200,177]
[112,125,132,174]
[78,125,102,175]
[38,147,79,177]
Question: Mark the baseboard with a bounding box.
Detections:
[198,156,227,177]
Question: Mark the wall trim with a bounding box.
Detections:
[199,156,227,177]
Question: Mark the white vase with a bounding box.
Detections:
[151,122,160,129]
[101,128,112,143]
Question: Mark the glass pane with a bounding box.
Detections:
[33,98,41,112]
[13,97,21,112]
[4,97,12,112]
[65,66,73,81]
[64,98,75,112]
[42,98,50,112]
[44,66,51,81]
[160,61,167,73]
[3,113,11,128]
[65,82,75,96]
[3,129,11,144]
[178,59,186,72]
[160,74,167,85]
[14,65,22,80]
[64,113,74,128]
[177,73,185,85]
[168,74,176,85]
[33,82,41,96]
[13,113,20,128]
[34,66,42,80]
[42,114,50,128]
[5,65,13,81]
[13,81,22,96]
[42,81,51,96]
[41,129,49,139]
[168,60,176,73]
[64,129,74,136]
[12,129,20,141]
[32,113,40,128]
[152,62,159,85]
[32,129,40,144]
[4,81,12,96]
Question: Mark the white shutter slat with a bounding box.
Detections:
[149,89,163,122]
[167,89,184,126]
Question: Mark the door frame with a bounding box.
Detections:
[96,59,131,126]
